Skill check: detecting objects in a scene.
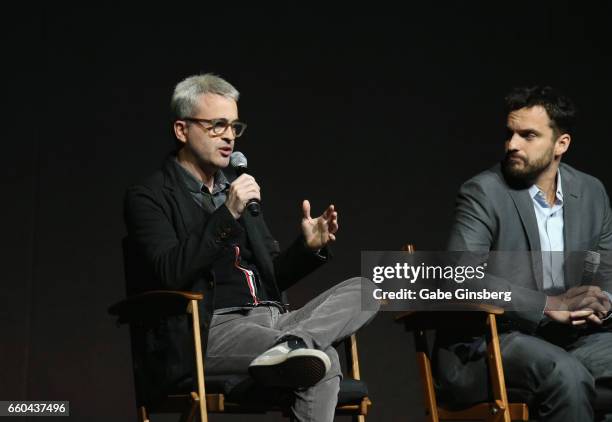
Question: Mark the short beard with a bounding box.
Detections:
[502,151,553,188]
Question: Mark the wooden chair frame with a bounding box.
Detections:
[395,244,528,422]
[109,290,371,422]
[396,307,529,422]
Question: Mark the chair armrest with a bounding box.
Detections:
[395,303,504,331]
[108,290,204,325]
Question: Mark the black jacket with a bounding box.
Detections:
[123,156,328,405]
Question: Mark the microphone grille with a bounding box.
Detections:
[230,151,248,168]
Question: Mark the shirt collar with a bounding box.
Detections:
[211,170,230,194]
[173,157,230,194]
[528,169,563,206]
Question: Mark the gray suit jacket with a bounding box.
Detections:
[447,162,612,333]
[435,162,612,408]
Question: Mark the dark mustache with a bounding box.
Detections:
[504,152,526,162]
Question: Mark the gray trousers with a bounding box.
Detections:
[205,277,379,422]
[437,327,612,422]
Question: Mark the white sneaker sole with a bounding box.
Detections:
[249,349,331,389]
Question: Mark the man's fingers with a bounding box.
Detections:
[567,309,596,326]
[302,200,311,220]
[233,173,256,186]
[325,211,338,231]
[586,313,603,325]
[565,286,590,298]
[231,176,260,195]
[226,175,261,218]
[322,204,334,218]
[576,295,598,308]
[575,296,607,314]
[245,188,261,201]
[590,303,607,314]
[565,285,602,298]
[568,285,602,299]
[570,309,594,319]
[235,186,261,201]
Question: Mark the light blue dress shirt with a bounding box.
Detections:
[529,171,565,295]
[530,170,612,316]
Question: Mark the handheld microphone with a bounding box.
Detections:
[230,151,261,217]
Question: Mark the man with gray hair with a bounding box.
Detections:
[124,73,378,421]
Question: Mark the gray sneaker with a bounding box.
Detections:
[248,338,331,389]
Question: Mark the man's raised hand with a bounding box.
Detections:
[301,200,339,251]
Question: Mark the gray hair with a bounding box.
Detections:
[171,73,240,119]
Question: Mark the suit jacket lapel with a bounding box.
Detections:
[506,182,543,290]
[163,157,205,232]
[507,188,541,251]
[561,166,583,288]
[561,165,581,252]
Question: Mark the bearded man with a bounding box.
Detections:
[436,86,612,421]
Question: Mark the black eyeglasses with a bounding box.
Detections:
[182,117,247,138]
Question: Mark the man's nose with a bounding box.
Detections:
[506,133,522,151]
[221,125,236,142]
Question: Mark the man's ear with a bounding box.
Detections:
[554,133,571,157]
[173,120,188,144]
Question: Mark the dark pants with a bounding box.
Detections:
[436,326,612,422]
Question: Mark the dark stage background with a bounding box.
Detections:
[3,2,612,421]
